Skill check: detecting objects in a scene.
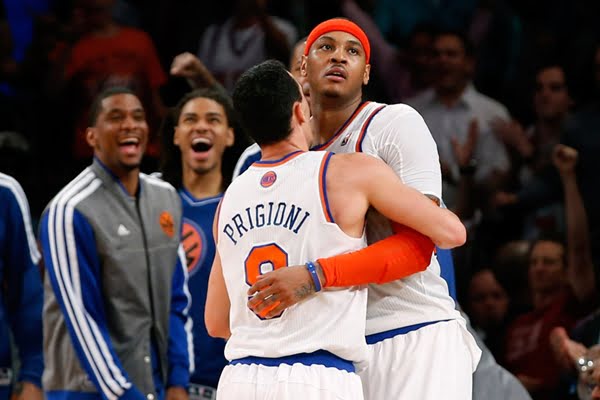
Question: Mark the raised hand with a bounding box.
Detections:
[552,144,578,176]
[170,52,217,88]
[451,118,479,168]
[491,118,533,158]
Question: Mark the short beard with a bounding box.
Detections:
[120,160,141,172]
[322,88,342,98]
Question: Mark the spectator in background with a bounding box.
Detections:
[340,0,436,102]
[493,64,572,239]
[466,268,511,360]
[559,44,600,282]
[160,88,238,399]
[407,30,512,209]
[496,64,572,188]
[494,43,600,280]
[39,88,192,400]
[196,0,296,93]
[503,145,597,400]
[468,0,522,102]
[372,0,476,45]
[0,173,43,400]
[62,0,167,165]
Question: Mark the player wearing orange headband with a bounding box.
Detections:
[247,18,482,400]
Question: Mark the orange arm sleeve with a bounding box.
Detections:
[318,224,434,287]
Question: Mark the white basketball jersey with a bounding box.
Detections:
[313,101,462,336]
[217,151,368,363]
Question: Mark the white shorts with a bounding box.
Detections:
[359,319,481,400]
[217,360,363,400]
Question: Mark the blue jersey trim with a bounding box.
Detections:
[321,153,335,223]
[436,248,457,301]
[179,188,222,206]
[311,102,370,151]
[366,319,451,345]
[230,350,355,373]
[355,105,386,152]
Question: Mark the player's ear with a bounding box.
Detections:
[225,127,235,148]
[300,55,308,77]
[293,101,306,125]
[86,127,97,148]
[173,126,181,146]
[363,64,371,86]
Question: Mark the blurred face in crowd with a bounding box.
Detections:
[408,31,435,87]
[528,240,566,294]
[174,97,234,176]
[468,269,509,330]
[302,31,370,103]
[534,66,571,121]
[432,34,473,95]
[82,0,115,30]
[235,0,264,17]
[87,93,148,175]
[290,40,310,101]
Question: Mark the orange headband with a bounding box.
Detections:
[304,18,371,63]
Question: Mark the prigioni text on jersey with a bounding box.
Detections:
[222,202,311,245]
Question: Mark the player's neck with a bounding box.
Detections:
[311,95,362,143]
[435,83,468,108]
[183,167,223,199]
[119,171,139,197]
[532,286,564,310]
[260,136,307,161]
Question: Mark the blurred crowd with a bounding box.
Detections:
[2,0,600,399]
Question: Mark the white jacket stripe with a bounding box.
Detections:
[178,245,195,373]
[0,173,41,264]
[48,171,130,399]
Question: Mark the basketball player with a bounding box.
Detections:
[160,88,235,400]
[247,19,481,400]
[205,60,466,399]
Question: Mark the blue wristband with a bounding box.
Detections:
[306,261,322,292]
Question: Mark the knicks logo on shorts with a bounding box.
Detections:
[159,211,175,237]
[181,219,207,276]
[260,171,277,188]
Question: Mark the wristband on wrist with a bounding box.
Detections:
[305,261,322,292]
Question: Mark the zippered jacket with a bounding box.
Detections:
[39,159,193,400]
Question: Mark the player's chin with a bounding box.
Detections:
[120,158,143,171]
[321,87,344,98]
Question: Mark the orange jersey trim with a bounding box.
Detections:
[252,151,304,168]
[355,105,386,152]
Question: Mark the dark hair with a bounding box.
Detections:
[435,29,475,57]
[232,60,302,146]
[159,87,237,190]
[529,232,567,268]
[533,62,572,91]
[88,86,137,126]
